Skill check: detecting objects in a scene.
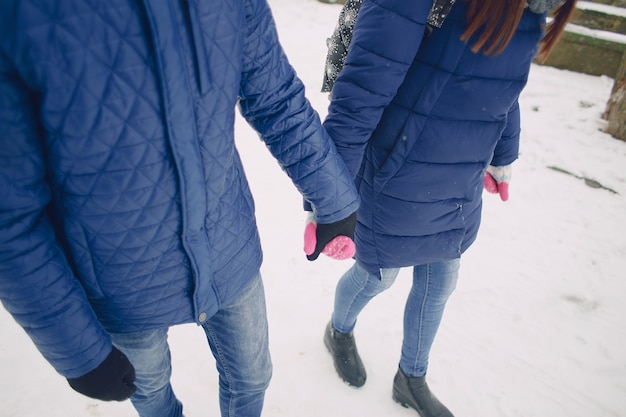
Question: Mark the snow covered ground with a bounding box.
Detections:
[1,0,625,416]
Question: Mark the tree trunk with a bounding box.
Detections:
[604,50,626,141]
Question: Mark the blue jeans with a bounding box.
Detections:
[110,273,272,417]
[331,260,459,378]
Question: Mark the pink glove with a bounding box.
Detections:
[483,164,512,201]
[304,212,356,261]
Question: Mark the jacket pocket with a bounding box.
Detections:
[372,114,427,194]
[66,223,105,300]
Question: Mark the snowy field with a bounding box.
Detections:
[1,0,625,416]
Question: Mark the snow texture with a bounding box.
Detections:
[1,0,625,416]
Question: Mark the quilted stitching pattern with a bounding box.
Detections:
[0,0,359,378]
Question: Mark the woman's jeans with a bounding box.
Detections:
[331,259,460,378]
[110,273,272,417]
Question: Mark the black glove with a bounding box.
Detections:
[306,211,357,261]
[67,346,136,401]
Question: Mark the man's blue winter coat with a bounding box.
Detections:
[324,0,546,273]
[0,0,359,378]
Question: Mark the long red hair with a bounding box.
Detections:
[460,0,578,61]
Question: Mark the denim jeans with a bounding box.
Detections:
[110,273,272,417]
[331,259,460,378]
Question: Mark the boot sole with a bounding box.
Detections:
[392,388,409,408]
[392,373,454,417]
[392,387,424,416]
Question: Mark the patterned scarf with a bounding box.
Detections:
[321,0,455,93]
[527,0,565,13]
[321,0,566,93]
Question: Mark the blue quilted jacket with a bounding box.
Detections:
[324,0,545,273]
[0,0,359,378]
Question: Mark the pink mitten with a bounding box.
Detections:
[484,165,512,202]
[303,213,318,256]
[321,235,356,260]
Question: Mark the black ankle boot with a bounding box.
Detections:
[323,321,366,387]
[392,367,454,417]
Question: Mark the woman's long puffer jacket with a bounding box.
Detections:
[324,0,545,273]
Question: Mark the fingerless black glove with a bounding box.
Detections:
[67,346,136,401]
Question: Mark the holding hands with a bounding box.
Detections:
[304,211,357,261]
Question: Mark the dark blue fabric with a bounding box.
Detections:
[0,0,359,378]
[324,0,545,273]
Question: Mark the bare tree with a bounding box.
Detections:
[604,51,626,141]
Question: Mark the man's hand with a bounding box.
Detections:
[67,346,136,401]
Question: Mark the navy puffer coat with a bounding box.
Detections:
[0,0,359,378]
[324,0,545,273]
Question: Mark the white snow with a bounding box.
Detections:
[577,1,626,18]
[1,0,626,416]
[564,22,626,44]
